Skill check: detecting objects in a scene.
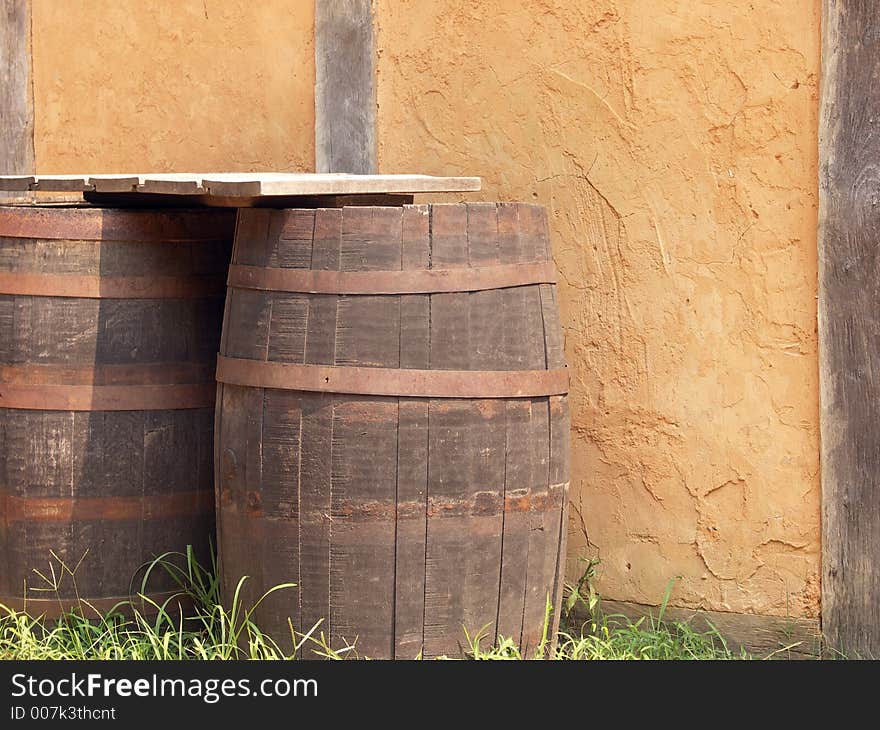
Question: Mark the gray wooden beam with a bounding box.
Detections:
[819,0,880,658]
[315,0,377,174]
[0,0,33,176]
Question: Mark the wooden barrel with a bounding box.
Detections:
[215,203,570,658]
[0,205,234,616]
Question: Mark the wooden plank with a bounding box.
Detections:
[459,203,506,654]
[266,296,309,364]
[593,600,822,659]
[0,172,481,198]
[548,394,571,642]
[0,1,33,178]
[540,285,565,369]
[462,401,506,648]
[520,399,556,656]
[430,204,469,268]
[497,203,525,263]
[89,175,142,193]
[271,209,315,269]
[422,207,469,656]
[495,400,530,646]
[32,176,90,192]
[394,207,430,658]
[0,176,32,191]
[394,400,428,659]
[340,206,402,272]
[329,211,402,657]
[424,398,506,659]
[222,289,273,362]
[206,174,480,196]
[315,0,377,174]
[257,388,302,645]
[298,392,334,654]
[215,385,266,622]
[466,204,505,375]
[818,0,880,658]
[233,210,272,268]
[329,397,398,658]
[335,208,402,368]
[296,211,340,648]
[304,209,342,367]
[399,205,430,372]
[311,208,343,271]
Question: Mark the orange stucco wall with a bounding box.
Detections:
[376,0,821,617]
[30,0,315,172]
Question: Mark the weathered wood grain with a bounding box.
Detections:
[329,207,401,658]
[315,0,376,174]
[0,173,481,201]
[0,1,33,178]
[818,0,880,658]
[0,207,233,613]
[216,384,268,618]
[216,203,569,658]
[256,387,302,637]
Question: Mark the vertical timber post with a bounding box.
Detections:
[314,0,377,174]
[819,0,880,657]
[0,0,34,180]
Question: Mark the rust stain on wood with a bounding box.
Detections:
[0,383,216,411]
[0,271,226,298]
[0,362,214,386]
[0,489,214,522]
[216,355,569,399]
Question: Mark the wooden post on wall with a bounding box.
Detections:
[819,0,880,657]
[0,0,33,178]
[314,0,377,174]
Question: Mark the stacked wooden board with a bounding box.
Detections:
[0,172,482,206]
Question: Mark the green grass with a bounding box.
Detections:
[0,550,750,660]
[463,565,749,660]
[464,606,748,660]
[0,548,353,660]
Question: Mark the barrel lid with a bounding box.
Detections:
[0,172,482,207]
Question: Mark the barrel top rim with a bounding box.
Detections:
[0,172,483,202]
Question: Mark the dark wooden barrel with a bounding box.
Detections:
[0,205,234,616]
[215,203,570,658]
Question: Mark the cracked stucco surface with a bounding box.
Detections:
[30,0,314,172]
[377,0,821,616]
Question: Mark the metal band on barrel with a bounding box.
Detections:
[0,383,216,411]
[0,362,215,386]
[0,272,225,299]
[227,261,557,295]
[216,355,569,398]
